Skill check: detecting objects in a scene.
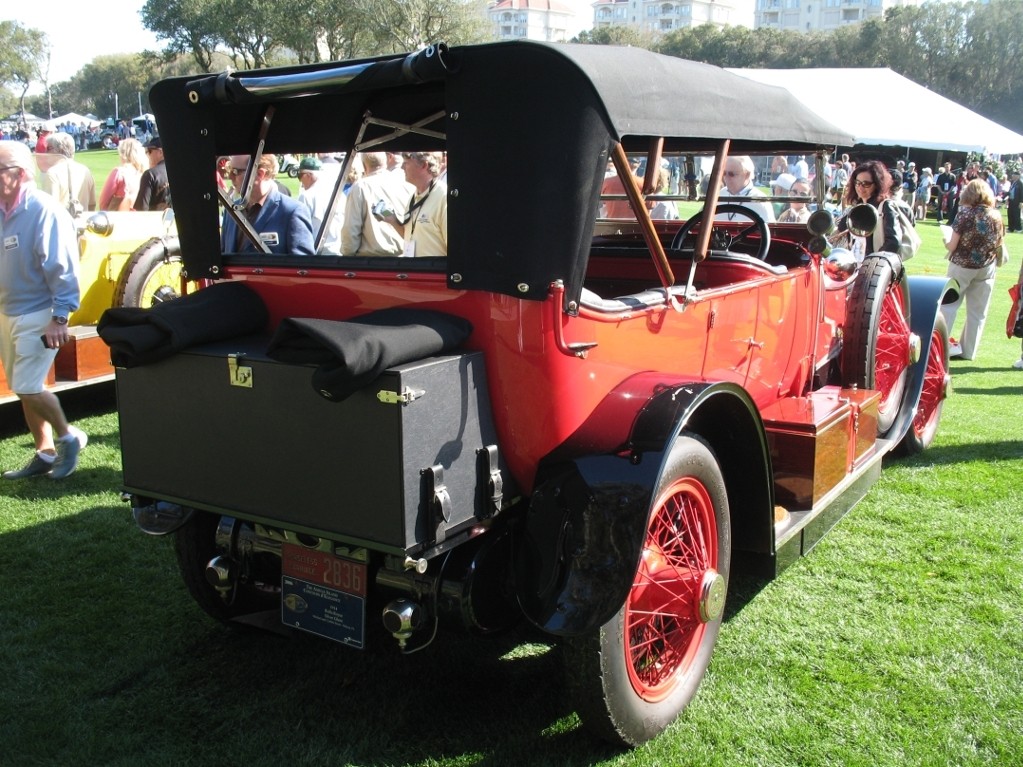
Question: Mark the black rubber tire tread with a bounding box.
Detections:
[895,313,948,456]
[174,511,272,625]
[563,434,731,747]
[841,255,907,436]
[112,236,182,308]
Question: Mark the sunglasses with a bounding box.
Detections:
[854,180,875,187]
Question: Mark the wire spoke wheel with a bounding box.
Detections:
[898,314,950,455]
[565,435,730,746]
[113,236,184,309]
[843,256,910,435]
[626,476,721,701]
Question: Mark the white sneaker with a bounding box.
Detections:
[68,425,88,450]
[948,339,963,358]
[1013,358,1023,370]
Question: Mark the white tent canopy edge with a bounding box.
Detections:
[727,67,1023,156]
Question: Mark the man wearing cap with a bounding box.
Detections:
[296,155,343,254]
[1007,170,1023,233]
[903,161,918,201]
[341,151,410,256]
[135,137,170,211]
[914,167,933,221]
[0,140,86,480]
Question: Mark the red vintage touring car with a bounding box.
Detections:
[106,42,954,746]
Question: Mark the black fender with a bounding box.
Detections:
[514,377,773,637]
[883,273,958,447]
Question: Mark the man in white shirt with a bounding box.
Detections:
[296,156,344,254]
[38,132,97,215]
[380,152,447,257]
[716,155,775,223]
[340,152,410,256]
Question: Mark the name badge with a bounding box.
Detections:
[3,235,18,251]
[259,232,280,246]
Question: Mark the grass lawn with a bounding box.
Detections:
[0,213,1021,766]
[73,148,301,199]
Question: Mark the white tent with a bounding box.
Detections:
[44,112,102,130]
[727,68,1023,156]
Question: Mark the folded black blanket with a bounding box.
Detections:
[98,281,269,367]
[266,308,473,401]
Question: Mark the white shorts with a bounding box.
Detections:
[0,308,58,395]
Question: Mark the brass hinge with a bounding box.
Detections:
[228,354,253,388]
[376,387,424,405]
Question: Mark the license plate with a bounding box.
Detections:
[281,543,367,648]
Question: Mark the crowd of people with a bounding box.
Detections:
[218,150,448,259]
[600,150,1021,369]
[0,118,156,154]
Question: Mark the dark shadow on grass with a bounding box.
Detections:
[947,385,1023,396]
[890,439,1023,467]
[1,505,631,767]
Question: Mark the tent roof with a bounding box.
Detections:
[44,112,101,130]
[727,67,1023,156]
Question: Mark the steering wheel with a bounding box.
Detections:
[669,203,771,261]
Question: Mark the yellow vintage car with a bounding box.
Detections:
[0,210,188,404]
[74,210,184,319]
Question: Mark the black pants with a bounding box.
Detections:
[1008,202,1022,232]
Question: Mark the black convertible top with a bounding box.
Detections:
[151,41,852,300]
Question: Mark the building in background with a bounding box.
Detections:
[755,0,926,33]
[592,0,755,33]
[488,0,591,41]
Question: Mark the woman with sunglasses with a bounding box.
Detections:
[837,160,902,258]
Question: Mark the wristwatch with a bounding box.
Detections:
[53,315,68,325]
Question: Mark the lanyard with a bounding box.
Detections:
[406,181,435,237]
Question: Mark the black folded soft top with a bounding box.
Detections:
[152,41,853,301]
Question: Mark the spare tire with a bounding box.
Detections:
[842,254,910,436]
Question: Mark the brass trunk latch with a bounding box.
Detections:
[376,387,424,405]
[228,354,253,388]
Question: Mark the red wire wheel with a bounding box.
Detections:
[625,476,725,702]
[565,435,730,746]
[899,314,950,455]
[843,256,911,435]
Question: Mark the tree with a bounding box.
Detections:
[69,55,159,119]
[276,0,375,63]
[575,25,655,49]
[142,0,226,72]
[0,21,49,122]
[357,0,491,54]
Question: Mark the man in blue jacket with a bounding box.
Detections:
[221,154,315,255]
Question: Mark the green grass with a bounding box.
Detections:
[73,148,301,198]
[1,217,1021,766]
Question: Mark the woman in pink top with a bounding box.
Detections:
[99,138,147,210]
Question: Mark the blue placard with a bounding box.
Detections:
[282,576,365,649]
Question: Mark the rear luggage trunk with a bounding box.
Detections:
[116,339,506,554]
